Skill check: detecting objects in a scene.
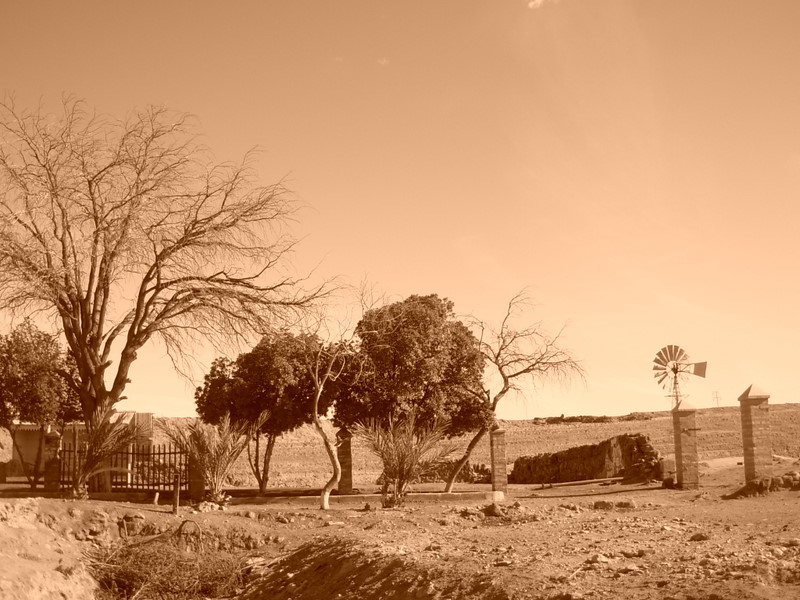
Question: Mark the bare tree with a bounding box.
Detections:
[303,334,354,510]
[0,97,324,422]
[443,291,583,492]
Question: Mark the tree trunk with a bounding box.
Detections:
[259,434,276,494]
[247,434,261,491]
[443,425,490,493]
[313,414,340,510]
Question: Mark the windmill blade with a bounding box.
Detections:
[675,347,689,363]
[652,364,667,372]
[657,372,670,386]
[666,345,679,362]
[692,362,707,378]
[655,348,670,366]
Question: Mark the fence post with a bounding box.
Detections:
[172,474,180,515]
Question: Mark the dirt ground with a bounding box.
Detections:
[3,457,800,599]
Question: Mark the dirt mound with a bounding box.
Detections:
[239,537,510,600]
[0,498,96,599]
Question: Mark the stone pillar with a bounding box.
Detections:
[738,385,771,482]
[0,427,11,483]
[43,430,62,492]
[187,456,205,501]
[489,429,508,494]
[336,428,353,494]
[672,406,699,489]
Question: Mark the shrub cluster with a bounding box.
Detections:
[528,413,653,426]
[376,459,492,485]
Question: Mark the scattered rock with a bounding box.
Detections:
[118,511,146,536]
[587,553,610,564]
[482,503,505,518]
[593,500,614,510]
[689,532,709,542]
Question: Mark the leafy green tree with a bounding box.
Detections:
[335,294,489,435]
[0,319,81,488]
[195,332,325,494]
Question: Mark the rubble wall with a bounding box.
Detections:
[508,433,661,484]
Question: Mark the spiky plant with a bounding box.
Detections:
[159,412,267,504]
[352,411,456,507]
[71,404,142,499]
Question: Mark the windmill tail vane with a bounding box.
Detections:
[652,345,707,409]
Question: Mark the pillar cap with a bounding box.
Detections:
[738,384,770,402]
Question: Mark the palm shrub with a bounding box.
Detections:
[158,412,267,504]
[71,404,142,499]
[351,411,456,507]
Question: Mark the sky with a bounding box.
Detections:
[1,1,799,419]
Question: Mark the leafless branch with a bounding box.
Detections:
[0,97,329,420]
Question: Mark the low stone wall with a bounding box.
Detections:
[508,433,661,484]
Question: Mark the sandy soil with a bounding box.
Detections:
[3,457,800,600]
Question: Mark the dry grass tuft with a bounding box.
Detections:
[87,529,246,599]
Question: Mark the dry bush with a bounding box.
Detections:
[88,535,245,599]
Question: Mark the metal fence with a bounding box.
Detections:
[60,443,189,492]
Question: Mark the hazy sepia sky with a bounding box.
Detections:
[2,1,799,419]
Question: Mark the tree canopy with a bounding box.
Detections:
[335,294,489,436]
[0,98,324,423]
[195,331,323,437]
[0,319,81,429]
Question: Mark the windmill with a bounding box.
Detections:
[652,345,707,409]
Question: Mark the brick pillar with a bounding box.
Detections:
[672,406,699,489]
[490,429,508,494]
[43,430,62,492]
[336,428,353,494]
[738,385,771,482]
